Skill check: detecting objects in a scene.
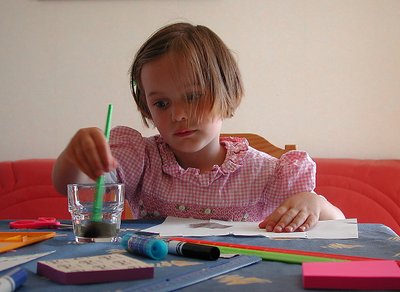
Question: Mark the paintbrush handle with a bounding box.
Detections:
[92,176,105,222]
[92,104,113,222]
[104,104,113,142]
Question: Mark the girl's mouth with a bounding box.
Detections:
[174,129,196,137]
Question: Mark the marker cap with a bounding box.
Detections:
[1,267,28,291]
[120,233,168,260]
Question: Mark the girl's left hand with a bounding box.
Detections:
[258,192,324,232]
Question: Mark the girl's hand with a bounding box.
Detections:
[63,127,118,180]
[258,192,325,232]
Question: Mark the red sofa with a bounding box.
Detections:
[0,159,132,220]
[0,158,399,235]
[314,158,400,235]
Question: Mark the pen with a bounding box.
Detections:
[0,267,27,292]
[167,240,220,260]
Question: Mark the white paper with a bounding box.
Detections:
[0,251,56,272]
[306,218,358,239]
[142,217,358,239]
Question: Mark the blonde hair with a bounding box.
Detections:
[130,22,244,127]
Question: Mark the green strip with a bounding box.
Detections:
[219,246,346,264]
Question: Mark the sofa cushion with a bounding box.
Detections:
[0,159,70,219]
[315,158,400,235]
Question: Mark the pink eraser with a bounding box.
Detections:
[303,260,400,290]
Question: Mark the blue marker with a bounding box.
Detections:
[0,267,27,292]
[120,234,168,260]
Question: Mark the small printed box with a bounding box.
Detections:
[37,253,154,284]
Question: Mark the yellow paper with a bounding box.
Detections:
[0,232,55,253]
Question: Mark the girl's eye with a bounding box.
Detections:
[186,93,202,103]
[153,100,169,109]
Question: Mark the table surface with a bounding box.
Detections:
[1,219,399,292]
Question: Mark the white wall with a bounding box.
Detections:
[1,0,399,161]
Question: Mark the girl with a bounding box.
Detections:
[53,22,344,233]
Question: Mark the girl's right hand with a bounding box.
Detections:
[63,127,118,180]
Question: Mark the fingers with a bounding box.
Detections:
[65,128,117,180]
[258,205,290,232]
[297,214,318,232]
[80,132,104,178]
[283,210,308,232]
[259,208,319,233]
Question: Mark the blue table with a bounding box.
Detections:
[1,220,399,291]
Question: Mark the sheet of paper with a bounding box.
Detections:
[306,218,358,239]
[0,251,56,272]
[142,217,358,239]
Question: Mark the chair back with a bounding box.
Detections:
[221,133,296,158]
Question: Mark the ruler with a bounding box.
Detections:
[122,255,261,292]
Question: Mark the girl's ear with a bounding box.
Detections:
[142,99,153,119]
[142,110,153,127]
[144,112,153,119]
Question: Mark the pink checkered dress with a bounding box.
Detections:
[109,126,316,222]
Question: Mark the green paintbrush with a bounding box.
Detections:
[83,104,113,238]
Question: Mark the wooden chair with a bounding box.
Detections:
[221,133,296,158]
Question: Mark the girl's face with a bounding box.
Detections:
[141,53,223,157]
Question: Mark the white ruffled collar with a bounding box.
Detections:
[156,135,249,186]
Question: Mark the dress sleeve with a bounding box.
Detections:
[266,150,316,209]
[108,126,147,192]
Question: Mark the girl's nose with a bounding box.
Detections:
[171,104,188,121]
